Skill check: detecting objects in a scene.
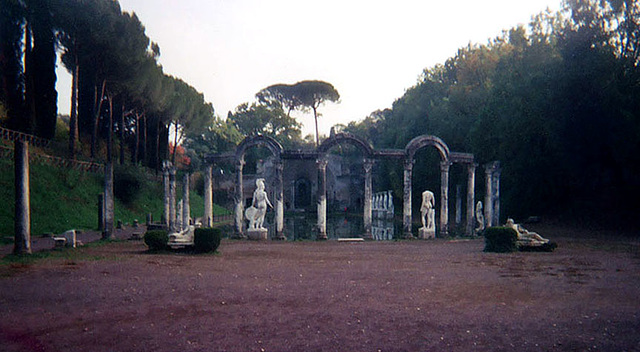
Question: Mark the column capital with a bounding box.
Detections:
[363,158,374,173]
[440,160,452,170]
[316,158,329,170]
[403,158,415,170]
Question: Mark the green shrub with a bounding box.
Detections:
[194,227,222,253]
[484,226,518,253]
[144,230,169,251]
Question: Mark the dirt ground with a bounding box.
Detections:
[1,224,639,352]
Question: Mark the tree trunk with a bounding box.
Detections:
[119,103,125,165]
[68,58,78,158]
[132,112,139,164]
[91,79,106,159]
[106,94,113,162]
[313,106,319,147]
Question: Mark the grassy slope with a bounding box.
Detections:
[0,158,228,240]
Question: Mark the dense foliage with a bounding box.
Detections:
[483,227,518,253]
[193,227,222,253]
[144,230,169,252]
[346,0,640,224]
[0,0,215,169]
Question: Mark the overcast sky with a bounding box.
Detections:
[56,0,561,137]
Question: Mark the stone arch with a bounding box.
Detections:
[404,135,450,162]
[235,135,283,161]
[233,135,284,239]
[317,132,374,159]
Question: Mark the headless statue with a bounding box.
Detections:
[420,190,436,231]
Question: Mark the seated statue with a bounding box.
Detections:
[245,178,272,230]
[505,218,549,246]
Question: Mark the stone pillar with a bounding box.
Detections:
[204,165,213,227]
[14,140,31,255]
[234,159,245,238]
[402,159,414,238]
[466,164,476,236]
[316,158,328,240]
[169,166,177,231]
[182,173,190,229]
[492,167,501,226]
[162,161,171,228]
[439,161,451,237]
[102,162,115,240]
[363,159,374,239]
[274,160,285,240]
[455,184,462,225]
[484,165,494,228]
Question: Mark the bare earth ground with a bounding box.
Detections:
[1,224,639,352]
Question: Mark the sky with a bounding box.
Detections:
[55,0,561,138]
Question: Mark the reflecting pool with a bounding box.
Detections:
[263,212,404,241]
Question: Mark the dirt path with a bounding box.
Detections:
[1,225,639,351]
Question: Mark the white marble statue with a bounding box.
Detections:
[505,218,549,246]
[475,201,485,233]
[420,190,436,231]
[245,178,272,230]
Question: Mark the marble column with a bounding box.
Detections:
[316,158,328,240]
[182,173,190,229]
[484,165,494,228]
[169,166,177,232]
[363,159,374,239]
[234,159,246,238]
[13,140,31,255]
[439,161,451,237]
[204,165,213,227]
[274,160,285,240]
[103,162,115,240]
[162,162,171,228]
[455,184,462,225]
[402,159,414,238]
[466,163,476,236]
[492,168,501,226]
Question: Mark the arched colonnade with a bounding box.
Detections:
[203,132,501,239]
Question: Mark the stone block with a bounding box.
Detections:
[247,229,268,240]
[418,228,435,240]
[62,230,77,248]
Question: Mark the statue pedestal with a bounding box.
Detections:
[418,228,436,239]
[247,229,268,240]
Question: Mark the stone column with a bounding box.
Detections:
[182,173,190,229]
[102,162,115,240]
[274,160,285,240]
[14,140,31,255]
[402,159,414,238]
[484,165,494,228]
[316,158,328,240]
[455,184,462,225]
[204,165,213,227]
[234,159,246,238]
[492,167,501,226]
[439,161,451,237]
[169,166,177,231]
[162,162,171,228]
[362,159,374,239]
[466,164,476,236]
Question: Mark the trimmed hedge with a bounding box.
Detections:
[144,230,169,251]
[484,226,518,253]
[194,227,222,253]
